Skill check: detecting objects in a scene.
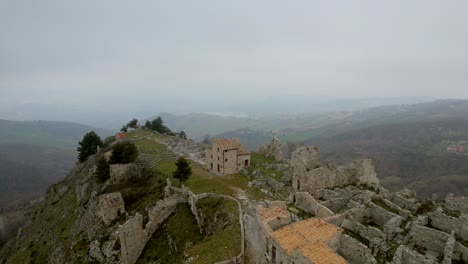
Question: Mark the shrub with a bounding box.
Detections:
[109,142,138,164]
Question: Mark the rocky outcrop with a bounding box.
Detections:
[96,192,126,226]
[258,138,285,162]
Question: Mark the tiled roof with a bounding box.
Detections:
[237,145,250,155]
[213,138,250,154]
[271,218,347,264]
[259,207,290,220]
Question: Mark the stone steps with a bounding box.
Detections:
[136,152,177,169]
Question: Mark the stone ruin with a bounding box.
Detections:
[88,181,244,264]
[247,143,468,263]
[290,146,379,193]
[258,137,285,162]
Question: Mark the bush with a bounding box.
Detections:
[109,142,138,164]
[95,157,110,183]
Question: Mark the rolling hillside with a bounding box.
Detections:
[0,119,111,210]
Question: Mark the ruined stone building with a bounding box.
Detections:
[258,204,348,263]
[290,146,379,193]
[205,138,251,174]
[258,137,285,162]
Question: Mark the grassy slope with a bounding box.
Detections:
[126,130,248,262]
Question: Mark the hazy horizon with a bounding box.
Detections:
[1,0,468,115]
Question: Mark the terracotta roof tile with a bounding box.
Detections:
[213,138,250,154]
[271,218,347,264]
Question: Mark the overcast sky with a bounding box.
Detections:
[1,0,468,110]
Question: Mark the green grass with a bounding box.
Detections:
[154,160,177,174]
[2,181,84,264]
[249,153,287,181]
[188,198,241,264]
[250,153,275,164]
[125,129,164,140]
[138,198,242,264]
[137,203,203,264]
[132,139,166,153]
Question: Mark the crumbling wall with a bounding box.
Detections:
[392,245,437,264]
[407,225,450,254]
[294,192,334,218]
[321,198,349,213]
[369,203,398,228]
[258,137,285,162]
[391,194,419,212]
[290,146,379,193]
[109,163,140,183]
[428,210,468,241]
[118,213,146,264]
[145,197,182,235]
[341,219,385,242]
[352,160,379,186]
[337,234,376,264]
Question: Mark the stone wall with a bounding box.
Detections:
[97,185,245,264]
[428,210,468,241]
[337,234,376,264]
[368,203,398,228]
[321,198,349,213]
[290,146,379,193]
[294,192,334,218]
[392,245,437,264]
[341,219,385,242]
[407,225,450,254]
[391,194,419,212]
[258,137,285,162]
[109,163,140,183]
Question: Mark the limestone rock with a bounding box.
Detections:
[89,240,104,262]
[96,192,126,226]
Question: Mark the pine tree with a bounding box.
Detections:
[173,157,192,182]
[77,131,102,162]
[109,141,139,164]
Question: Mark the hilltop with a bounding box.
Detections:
[1,129,467,263]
